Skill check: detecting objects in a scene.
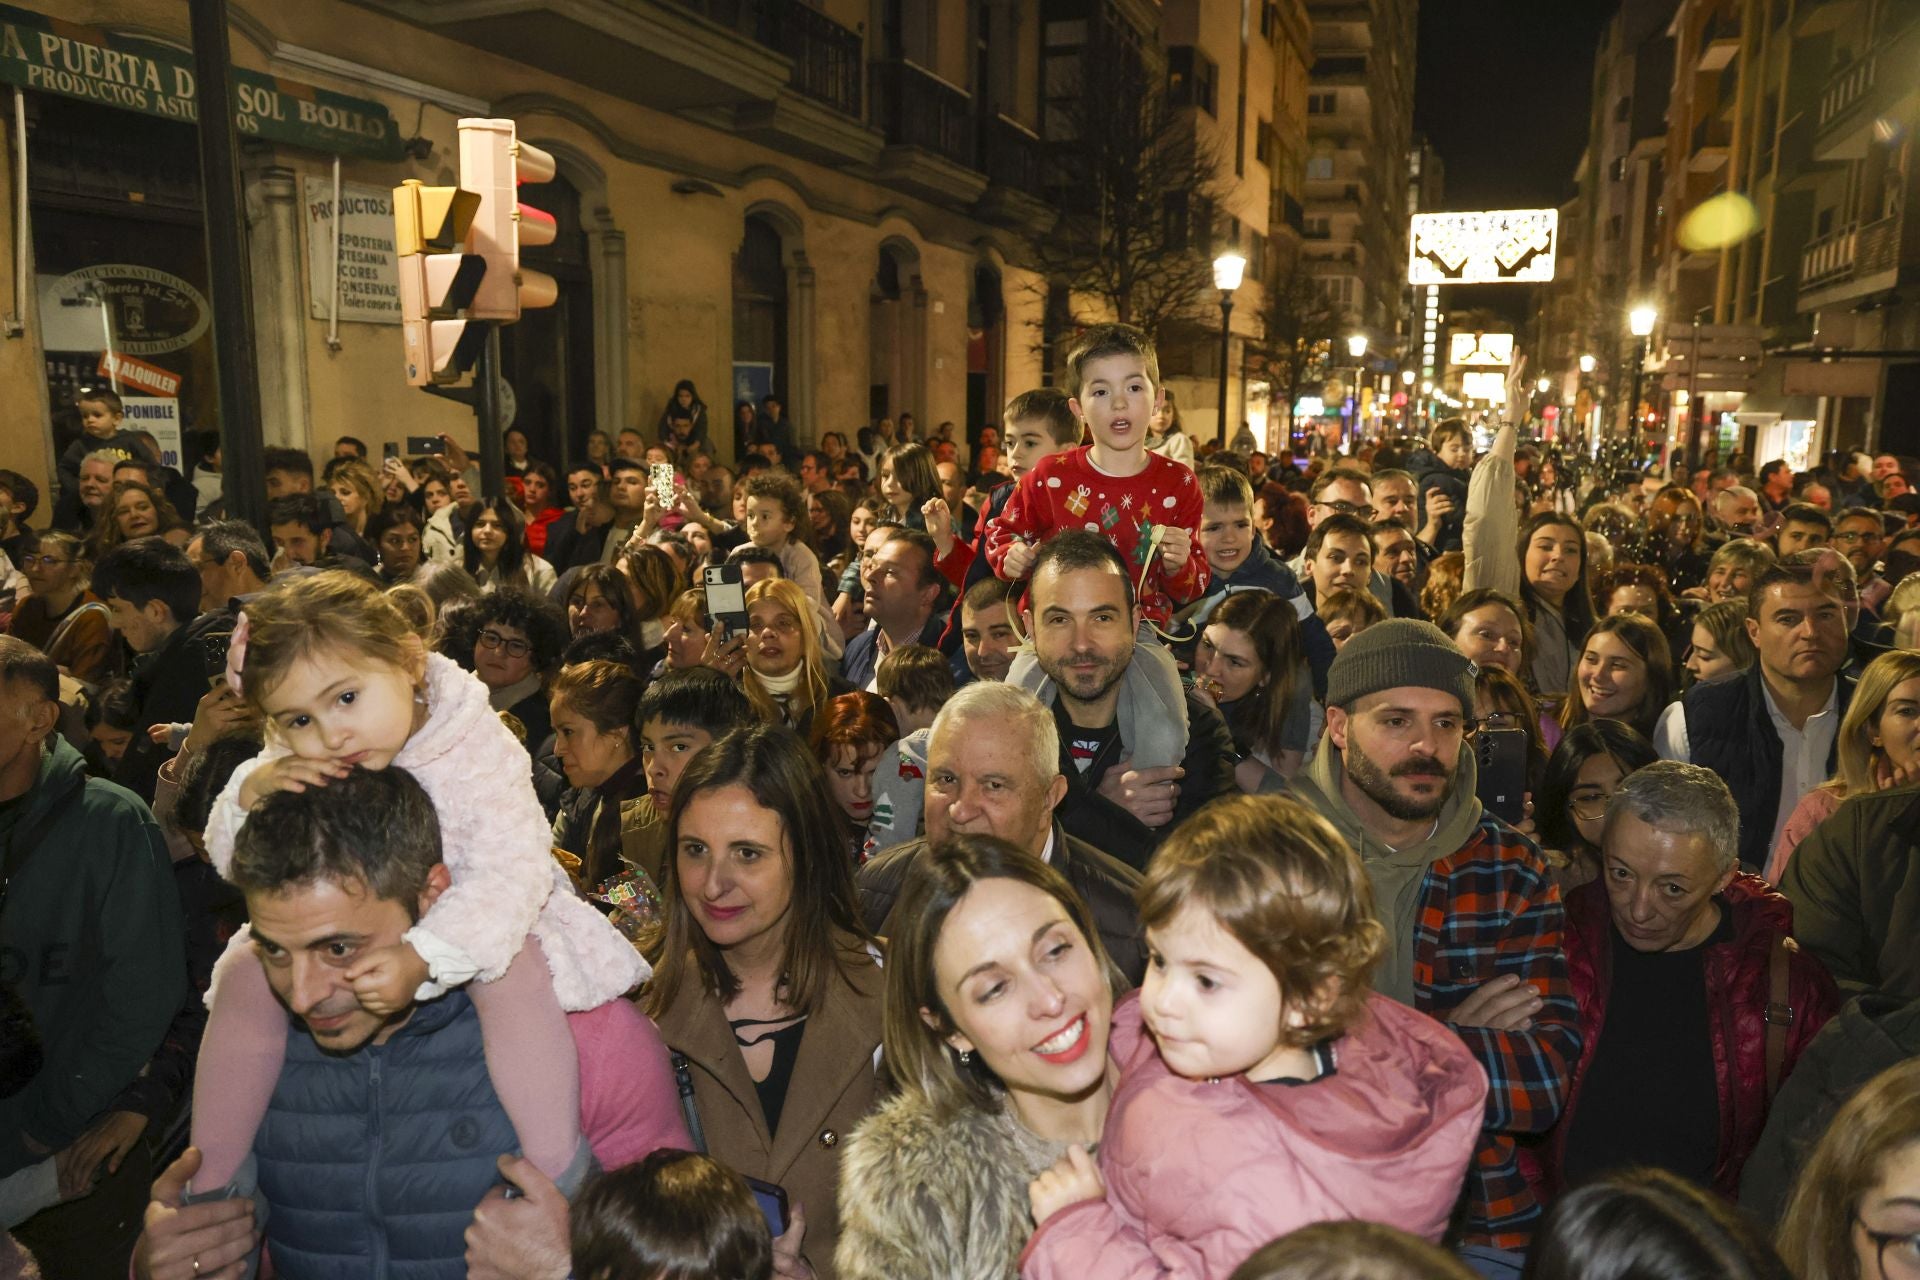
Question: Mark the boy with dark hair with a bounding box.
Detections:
[875,642,954,735]
[92,538,227,802]
[261,446,315,499]
[625,670,756,882]
[1185,464,1337,698]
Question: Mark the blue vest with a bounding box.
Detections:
[255,991,518,1280]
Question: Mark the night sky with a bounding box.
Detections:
[1412,0,1619,326]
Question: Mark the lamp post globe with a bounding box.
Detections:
[1211,253,1246,447]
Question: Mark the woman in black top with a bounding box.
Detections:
[645,725,885,1276]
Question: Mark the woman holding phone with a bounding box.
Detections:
[647,724,885,1280]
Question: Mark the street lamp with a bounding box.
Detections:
[1344,334,1368,451]
[1212,252,1246,446]
[1578,353,1596,374]
[1627,304,1657,440]
[1537,376,1552,394]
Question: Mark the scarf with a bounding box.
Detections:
[1289,740,1482,1006]
[487,672,545,714]
[758,663,805,697]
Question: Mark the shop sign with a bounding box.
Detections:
[98,350,181,397]
[303,179,401,324]
[38,264,211,356]
[122,396,182,470]
[0,5,402,161]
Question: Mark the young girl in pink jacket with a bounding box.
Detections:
[1020,795,1489,1280]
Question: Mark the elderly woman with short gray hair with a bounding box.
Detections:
[1526,761,1840,1202]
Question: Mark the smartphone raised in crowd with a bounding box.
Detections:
[1473,728,1530,827]
[406,435,447,457]
[703,563,748,637]
[649,461,676,509]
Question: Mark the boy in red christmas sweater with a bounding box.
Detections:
[985,324,1208,621]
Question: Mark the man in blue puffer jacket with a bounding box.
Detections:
[131,767,686,1280]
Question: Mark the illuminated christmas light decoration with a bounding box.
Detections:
[1409,209,1559,285]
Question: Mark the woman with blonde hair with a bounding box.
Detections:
[329,458,385,538]
[1683,599,1757,687]
[1767,648,1920,885]
[737,577,849,737]
[92,479,189,556]
[1776,1057,1920,1280]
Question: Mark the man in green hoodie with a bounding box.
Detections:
[0,637,185,1278]
[1287,619,1579,1278]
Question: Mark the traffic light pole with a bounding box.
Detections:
[188,0,267,532]
[476,325,505,498]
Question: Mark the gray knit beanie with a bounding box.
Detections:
[1324,618,1475,712]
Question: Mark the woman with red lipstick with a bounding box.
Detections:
[836,837,1126,1280]
[648,724,884,1279]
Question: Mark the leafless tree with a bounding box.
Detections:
[1023,43,1233,354]
[1253,257,1342,430]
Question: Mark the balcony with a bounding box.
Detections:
[1815,12,1920,162]
[1695,11,1739,71]
[871,60,988,205]
[974,114,1056,234]
[356,0,791,113]
[726,0,882,165]
[1801,223,1858,287]
[1689,116,1732,171]
[1800,208,1915,310]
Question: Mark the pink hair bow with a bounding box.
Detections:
[224,611,251,699]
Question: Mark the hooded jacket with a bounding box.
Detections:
[1019,991,1487,1279]
[1284,742,1579,1252]
[1537,874,1838,1199]
[0,737,185,1175]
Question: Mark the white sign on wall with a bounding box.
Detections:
[122,396,183,468]
[1461,371,1509,403]
[1410,209,1559,285]
[304,178,402,324]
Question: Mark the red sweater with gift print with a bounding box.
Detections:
[983,446,1208,626]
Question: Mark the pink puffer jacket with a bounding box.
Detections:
[1020,990,1488,1280]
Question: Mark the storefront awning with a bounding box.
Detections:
[0,5,402,161]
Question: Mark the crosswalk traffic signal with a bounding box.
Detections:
[458,118,559,323]
[393,179,486,387]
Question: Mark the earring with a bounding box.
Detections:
[959,1049,972,1065]
[414,686,428,706]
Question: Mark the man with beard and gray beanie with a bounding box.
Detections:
[1289,619,1579,1278]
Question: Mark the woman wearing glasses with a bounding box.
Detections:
[736,578,850,738]
[7,531,112,684]
[441,588,570,754]
[1778,1058,1920,1280]
[1534,720,1659,894]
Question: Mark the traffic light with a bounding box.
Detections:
[392,178,486,387]
[459,117,559,323]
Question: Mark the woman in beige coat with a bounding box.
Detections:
[646,723,884,1280]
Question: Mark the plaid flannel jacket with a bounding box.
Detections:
[1413,814,1581,1253]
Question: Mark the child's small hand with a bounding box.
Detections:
[1028,1144,1104,1225]
[1159,525,1193,573]
[921,498,955,558]
[346,941,432,1015]
[1001,540,1037,581]
[238,755,353,809]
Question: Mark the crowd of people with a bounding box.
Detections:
[4,333,1920,1280]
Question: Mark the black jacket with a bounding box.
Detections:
[1684,663,1854,871]
[856,822,1147,984]
[1739,993,1920,1220]
[544,509,609,572]
[114,610,234,804]
[1050,690,1239,871]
